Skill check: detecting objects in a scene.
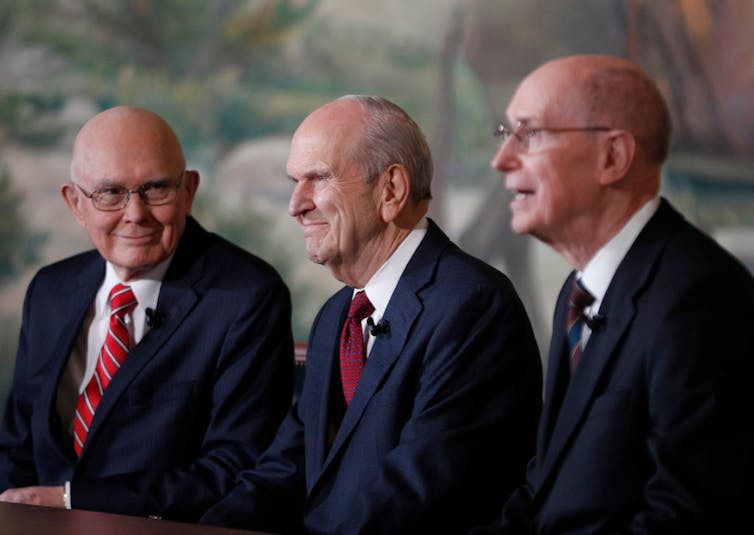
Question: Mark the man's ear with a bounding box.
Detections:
[182,170,200,214]
[378,164,411,222]
[60,183,87,229]
[599,130,635,186]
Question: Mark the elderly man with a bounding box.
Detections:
[474,54,754,534]
[201,95,543,534]
[0,106,294,521]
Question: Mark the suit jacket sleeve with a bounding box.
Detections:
[199,401,308,533]
[70,274,294,520]
[200,302,333,533]
[622,265,754,533]
[473,458,536,534]
[0,275,44,490]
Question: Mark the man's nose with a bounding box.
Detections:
[288,180,315,217]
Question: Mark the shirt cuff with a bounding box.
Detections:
[63,481,71,510]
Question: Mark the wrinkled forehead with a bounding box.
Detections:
[287,102,366,175]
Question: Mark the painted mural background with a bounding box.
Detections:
[1,0,752,412]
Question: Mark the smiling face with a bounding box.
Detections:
[286,100,386,283]
[62,107,199,281]
[490,59,607,248]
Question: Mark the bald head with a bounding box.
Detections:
[71,106,186,182]
[524,54,672,165]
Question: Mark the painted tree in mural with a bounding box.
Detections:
[623,0,754,157]
[0,167,45,286]
[1,0,319,152]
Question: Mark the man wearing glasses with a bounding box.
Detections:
[473,54,754,533]
[0,106,294,521]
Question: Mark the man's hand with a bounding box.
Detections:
[0,486,65,508]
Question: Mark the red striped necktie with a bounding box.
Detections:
[339,291,374,406]
[73,283,137,457]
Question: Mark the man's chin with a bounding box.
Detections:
[108,254,167,280]
[305,249,326,265]
[510,217,531,236]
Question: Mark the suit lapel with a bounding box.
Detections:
[43,257,104,460]
[307,288,350,484]
[534,201,680,494]
[311,220,448,492]
[536,274,574,458]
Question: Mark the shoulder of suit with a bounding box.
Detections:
[35,249,102,280]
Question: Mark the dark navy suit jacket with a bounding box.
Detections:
[480,200,754,534]
[0,216,294,521]
[202,219,543,534]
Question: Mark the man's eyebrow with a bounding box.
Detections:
[292,169,332,179]
[307,167,331,177]
[92,176,174,185]
[286,169,327,182]
[142,176,175,185]
[509,116,534,126]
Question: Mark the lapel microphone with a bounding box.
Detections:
[585,313,606,332]
[367,317,390,336]
[145,307,165,328]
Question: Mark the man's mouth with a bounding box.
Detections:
[511,189,534,201]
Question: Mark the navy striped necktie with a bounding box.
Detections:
[566,279,594,374]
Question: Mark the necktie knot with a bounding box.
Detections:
[348,291,375,322]
[568,279,594,314]
[109,283,137,318]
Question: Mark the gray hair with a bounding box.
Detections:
[337,95,433,202]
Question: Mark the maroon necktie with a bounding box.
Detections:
[339,291,374,406]
[72,284,137,456]
[566,279,594,374]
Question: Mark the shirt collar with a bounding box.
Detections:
[354,217,428,323]
[579,197,660,310]
[99,255,173,314]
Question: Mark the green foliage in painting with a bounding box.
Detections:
[0,167,46,285]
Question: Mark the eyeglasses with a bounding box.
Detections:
[74,173,184,211]
[494,122,611,153]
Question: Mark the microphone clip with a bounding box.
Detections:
[145,307,165,328]
[585,313,606,332]
[367,317,390,337]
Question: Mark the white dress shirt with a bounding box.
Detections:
[353,218,428,357]
[577,197,660,347]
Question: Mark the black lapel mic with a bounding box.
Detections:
[585,313,606,332]
[367,317,390,336]
[145,307,165,328]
